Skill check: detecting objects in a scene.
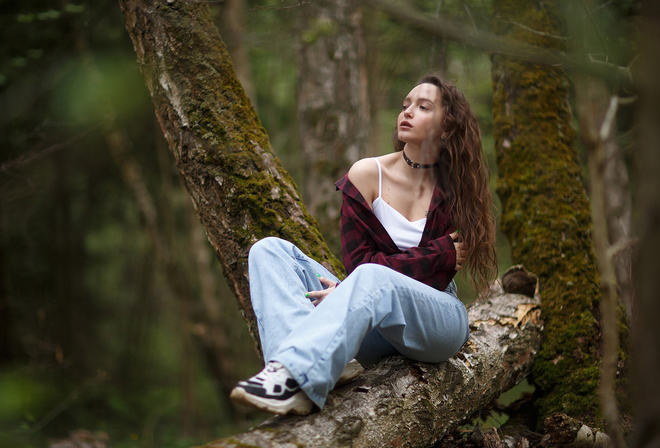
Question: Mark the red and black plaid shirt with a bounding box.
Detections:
[335,174,457,292]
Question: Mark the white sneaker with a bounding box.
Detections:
[230,361,313,415]
[336,359,365,386]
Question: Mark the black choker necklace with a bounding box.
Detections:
[402,151,439,169]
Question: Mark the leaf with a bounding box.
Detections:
[514,303,541,327]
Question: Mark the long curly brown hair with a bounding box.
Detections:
[393,74,498,295]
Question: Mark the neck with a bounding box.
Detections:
[401,145,439,170]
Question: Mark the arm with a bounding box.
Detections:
[339,192,458,290]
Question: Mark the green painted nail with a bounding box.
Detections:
[316,273,321,277]
[305,293,309,298]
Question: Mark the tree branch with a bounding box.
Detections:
[361,0,631,88]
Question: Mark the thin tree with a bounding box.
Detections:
[297,0,370,253]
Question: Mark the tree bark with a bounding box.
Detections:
[118,0,343,354]
[632,1,660,446]
[204,271,543,448]
[491,0,604,426]
[297,0,370,253]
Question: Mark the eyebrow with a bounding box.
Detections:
[403,96,437,105]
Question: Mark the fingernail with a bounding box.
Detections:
[316,273,321,277]
[305,293,309,298]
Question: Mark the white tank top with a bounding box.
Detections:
[372,158,426,251]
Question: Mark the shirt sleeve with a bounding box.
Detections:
[339,192,457,290]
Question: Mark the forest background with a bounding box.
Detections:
[0,0,651,447]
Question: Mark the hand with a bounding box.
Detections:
[307,276,339,307]
[450,231,466,271]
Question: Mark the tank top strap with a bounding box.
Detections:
[374,158,383,199]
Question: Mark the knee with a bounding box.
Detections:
[348,263,396,290]
[249,236,288,260]
[351,263,393,280]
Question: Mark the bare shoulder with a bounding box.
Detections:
[347,157,379,206]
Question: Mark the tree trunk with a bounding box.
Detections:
[632,1,660,446]
[491,0,604,426]
[204,272,543,448]
[569,2,632,444]
[574,75,628,448]
[297,0,370,253]
[118,0,343,355]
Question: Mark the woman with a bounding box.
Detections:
[230,74,497,415]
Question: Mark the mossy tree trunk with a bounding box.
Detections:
[491,0,604,426]
[297,0,370,254]
[118,0,343,355]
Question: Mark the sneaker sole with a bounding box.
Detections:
[336,361,365,387]
[230,387,313,415]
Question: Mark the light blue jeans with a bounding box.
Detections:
[248,237,469,408]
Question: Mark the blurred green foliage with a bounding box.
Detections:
[0,0,638,446]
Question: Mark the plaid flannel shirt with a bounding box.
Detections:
[335,174,457,292]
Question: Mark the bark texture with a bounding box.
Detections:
[118,0,343,352]
[632,1,660,446]
[491,0,603,425]
[297,0,370,253]
[204,271,543,448]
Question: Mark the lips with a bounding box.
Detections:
[399,120,412,129]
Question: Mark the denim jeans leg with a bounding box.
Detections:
[248,237,340,361]
[272,263,469,409]
[354,279,460,366]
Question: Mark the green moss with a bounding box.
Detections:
[491,0,622,428]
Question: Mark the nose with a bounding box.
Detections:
[404,107,413,118]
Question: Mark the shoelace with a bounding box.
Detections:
[253,362,286,383]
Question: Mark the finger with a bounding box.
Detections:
[318,276,336,287]
[312,298,324,307]
[450,231,459,241]
[306,290,323,299]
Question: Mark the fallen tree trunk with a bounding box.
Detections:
[205,268,543,448]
